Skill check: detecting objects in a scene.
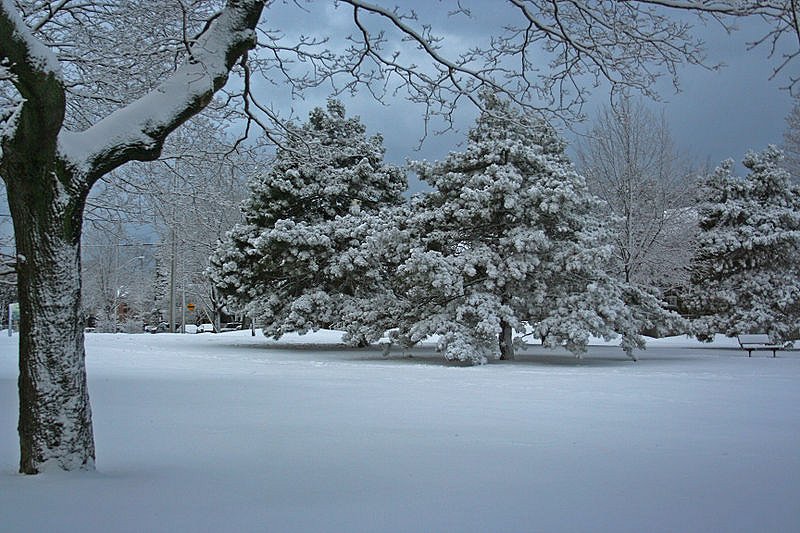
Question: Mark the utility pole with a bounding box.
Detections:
[168,228,176,333]
[168,172,178,333]
[181,282,186,334]
[115,243,119,332]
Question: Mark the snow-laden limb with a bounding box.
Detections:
[0,0,66,160]
[57,0,264,183]
[0,0,61,79]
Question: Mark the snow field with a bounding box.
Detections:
[1,331,798,532]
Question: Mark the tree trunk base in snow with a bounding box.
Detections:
[10,192,96,474]
[16,241,96,473]
[499,320,515,361]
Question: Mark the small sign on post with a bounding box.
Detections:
[187,303,196,312]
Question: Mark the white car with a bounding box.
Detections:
[196,323,216,333]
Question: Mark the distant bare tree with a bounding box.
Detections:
[136,118,261,331]
[781,97,800,181]
[577,98,698,293]
[0,210,16,323]
[81,224,154,333]
[79,113,260,331]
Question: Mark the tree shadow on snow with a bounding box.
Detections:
[213,337,773,368]
[503,344,723,367]
[217,339,466,367]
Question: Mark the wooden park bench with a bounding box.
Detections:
[737,334,783,357]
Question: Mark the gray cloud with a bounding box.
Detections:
[269,3,794,191]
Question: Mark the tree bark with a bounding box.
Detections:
[499,319,515,361]
[6,165,94,474]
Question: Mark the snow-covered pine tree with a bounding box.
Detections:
[210,99,406,341]
[393,94,675,364]
[686,146,800,342]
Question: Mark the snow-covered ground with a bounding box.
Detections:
[1,331,798,532]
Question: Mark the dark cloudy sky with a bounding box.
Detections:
[645,16,795,171]
[263,2,797,186]
[3,3,793,248]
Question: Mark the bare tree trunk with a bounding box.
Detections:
[7,169,95,474]
[211,286,223,334]
[499,319,515,361]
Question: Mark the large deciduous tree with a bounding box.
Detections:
[0,0,797,473]
[0,0,265,474]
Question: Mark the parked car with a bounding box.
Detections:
[219,322,242,332]
[196,322,216,333]
[145,322,170,334]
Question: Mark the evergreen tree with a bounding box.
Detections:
[210,100,406,340]
[389,94,678,364]
[687,146,800,342]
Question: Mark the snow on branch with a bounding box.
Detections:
[0,0,61,81]
[57,0,265,185]
[0,0,64,150]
